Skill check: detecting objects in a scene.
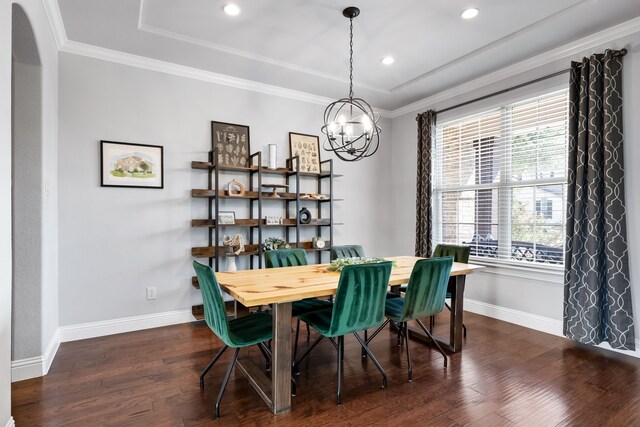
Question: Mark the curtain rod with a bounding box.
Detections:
[435,48,627,116]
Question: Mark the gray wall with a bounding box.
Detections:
[58,52,392,326]
[12,58,42,360]
[389,31,640,335]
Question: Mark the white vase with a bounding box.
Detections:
[226,256,237,272]
[268,144,277,169]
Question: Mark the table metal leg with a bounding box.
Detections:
[271,302,292,414]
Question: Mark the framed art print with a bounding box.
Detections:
[289,132,321,174]
[100,140,164,189]
[211,121,250,168]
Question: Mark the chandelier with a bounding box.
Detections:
[321,7,381,162]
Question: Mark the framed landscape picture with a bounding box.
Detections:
[211,121,251,168]
[289,132,320,174]
[100,140,164,189]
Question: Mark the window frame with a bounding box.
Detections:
[432,89,568,272]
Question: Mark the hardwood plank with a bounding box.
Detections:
[13,312,640,425]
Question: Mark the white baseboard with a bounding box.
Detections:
[11,329,61,382]
[58,309,195,342]
[4,417,15,427]
[464,298,564,337]
[464,298,640,358]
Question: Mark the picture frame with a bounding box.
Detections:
[265,216,282,225]
[100,140,164,189]
[289,132,321,174]
[218,211,236,225]
[211,121,251,168]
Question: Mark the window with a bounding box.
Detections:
[433,90,568,265]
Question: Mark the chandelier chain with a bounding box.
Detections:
[349,17,354,99]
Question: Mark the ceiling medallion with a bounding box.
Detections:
[321,6,381,162]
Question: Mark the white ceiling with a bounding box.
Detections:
[56,0,640,110]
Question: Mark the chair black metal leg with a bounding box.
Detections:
[353,332,387,388]
[403,322,413,382]
[293,335,325,375]
[200,345,228,390]
[214,347,239,419]
[337,335,344,405]
[416,318,448,368]
[365,319,390,346]
[256,341,271,372]
[429,315,435,332]
[293,318,301,364]
[306,322,311,342]
[362,330,368,358]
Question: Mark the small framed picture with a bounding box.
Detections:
[211,121,251,168]
[100,140,164,188]
[218,211,236,225]
[289,132,321,174]
[265,216,281,225]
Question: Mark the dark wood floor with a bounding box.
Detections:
[11,311,640,426]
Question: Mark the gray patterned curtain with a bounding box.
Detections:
[564,49,635,350]
[415,110,436,257]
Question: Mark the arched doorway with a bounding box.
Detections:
[11,3,43,367]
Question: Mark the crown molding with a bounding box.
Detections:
[42,0,67,49]
[388,15,640,118]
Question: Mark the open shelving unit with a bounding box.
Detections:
[190,148,341,317]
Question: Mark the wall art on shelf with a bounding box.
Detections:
[217,211,236,225]
[211,121,250,168]
[289,132,321,173]
[100,140,164,189]
[265,216,282,225]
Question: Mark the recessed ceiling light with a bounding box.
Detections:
[223,3,241,16]
[461,8,479,19]
[381,56,395,65]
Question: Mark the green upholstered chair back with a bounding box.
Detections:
[330,245,365,261]
[400,257,454,321]
[328,262,392,337]
[264,249,308,268]
[193,260,232,345]
[432,244,470,263]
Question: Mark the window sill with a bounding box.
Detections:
[469,256,564,285]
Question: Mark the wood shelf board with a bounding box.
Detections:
[191,161,335,178]
[191,218,331,228]
[192,276,200,289]
[192,244,260,258]
[191,189,308,200]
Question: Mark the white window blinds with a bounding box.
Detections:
[433,89,568,265]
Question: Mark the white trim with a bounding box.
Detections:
[464,298,640,358]
[389,16,640,118]
[58,40,393,118]
[58,309,195,342]
[4,417,15,427]
[42,328,60,375]
[41,0,67,49]
[11,329,60,382]
[470,259,564,285]
[11,356,43,383]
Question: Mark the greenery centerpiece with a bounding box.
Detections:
[327,257,396,272]
[262,237,290,251]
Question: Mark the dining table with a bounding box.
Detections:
[215,255,483,414]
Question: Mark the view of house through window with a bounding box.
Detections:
[433,89,568,265]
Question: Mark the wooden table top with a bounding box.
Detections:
[216,256,484,307]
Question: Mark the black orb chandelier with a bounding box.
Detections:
[321,7,381,162]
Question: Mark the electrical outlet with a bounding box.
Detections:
[146,287,157,300]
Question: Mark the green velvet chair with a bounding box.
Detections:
[293,262,393,404]
[193,260,279,419]
[366,257,454,381]
[264,249,333,357]
[433,244,470,336]
[330,244,365,261]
